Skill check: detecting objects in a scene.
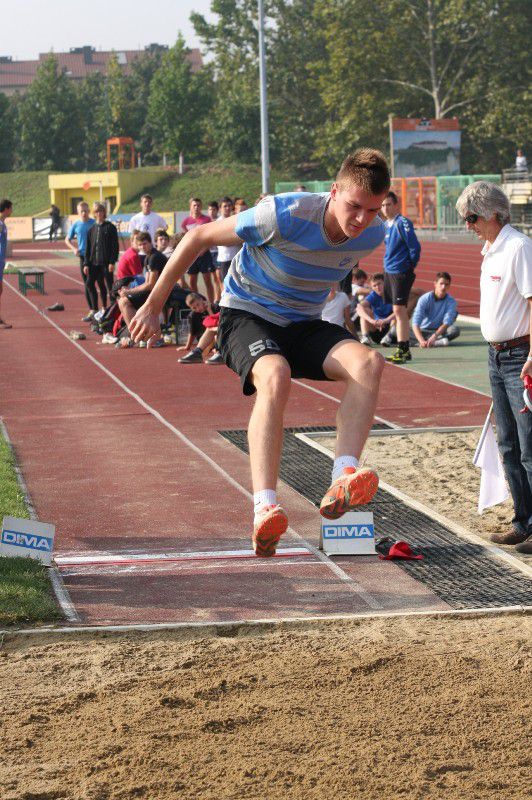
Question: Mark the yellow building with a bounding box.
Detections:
[48,169,167,215]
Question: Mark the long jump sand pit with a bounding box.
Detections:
[2,613,530,799]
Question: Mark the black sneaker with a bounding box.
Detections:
[47,302,65,311]
[386,348,412,364]
[178,350,203,364]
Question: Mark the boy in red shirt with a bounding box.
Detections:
[115,231,143,280]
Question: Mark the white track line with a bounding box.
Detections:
[0,418,80,622]
[5,279,382,610]
[1,605,530,638]
[297,432,532,581]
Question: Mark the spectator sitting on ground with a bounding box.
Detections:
[128,194,167,244]
[322,284,357,338]
[177,292,220,358]
[177,307,223,365]
[115,230,143,281]
[357,272,396,345]
[117,232,167,346]
[411,271,460,347]
[181,198,215,304]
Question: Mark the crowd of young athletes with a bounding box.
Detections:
[64,189,459,362]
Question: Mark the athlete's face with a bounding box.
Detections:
[330,184,387,239]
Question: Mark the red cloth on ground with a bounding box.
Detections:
[115,247,143,280]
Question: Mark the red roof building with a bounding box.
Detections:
[0,45,202,95]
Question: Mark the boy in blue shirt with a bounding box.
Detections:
[357,273,395,344]
[65,201,95,315]
[381,191,421,363]
[130,149,390,557]
[411,272,460,347]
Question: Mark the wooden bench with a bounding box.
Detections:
[18,268,45,296]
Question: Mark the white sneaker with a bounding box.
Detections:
[360,335,372,345]
[380,333,393,346]
[102,333,119,344]
[433,337,449,347]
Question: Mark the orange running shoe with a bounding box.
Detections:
[252,505,288,558]
[319,466,378,519]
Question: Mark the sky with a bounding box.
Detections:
[1,0,217,60]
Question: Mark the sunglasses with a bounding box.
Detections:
[464,213,479,224]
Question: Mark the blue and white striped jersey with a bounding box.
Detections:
[220,192,385,326]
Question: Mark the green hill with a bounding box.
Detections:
[0,171,51,216]
[119,163,301,212]
[0,164,311,217]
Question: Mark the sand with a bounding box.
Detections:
[316,430,525,551]
[1,614,530,800]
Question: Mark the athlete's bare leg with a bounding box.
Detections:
[248,354,292,492]
[323,339,384,458]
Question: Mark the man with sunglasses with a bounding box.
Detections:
[456,181,532,553]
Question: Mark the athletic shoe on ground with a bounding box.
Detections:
[320,466,379,519]
[433,336,449,347]
[380,333,394,347]
[386,348,412,364]
[47,302,64,312]
[178,350,203,363]
[82,310,95,322]
[252,504,288,557]
[0,318,12,329]
[101,333,118,344]
[69,330,86,341]
[359,335,372,345]
[206,352,224,364]
[151,338,165,348]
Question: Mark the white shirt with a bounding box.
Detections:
[479,224,532,342]
[216,215,240,262]
[321,292,351,327]
[515,155,527,170]
[128,211,168,243]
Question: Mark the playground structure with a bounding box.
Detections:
[106,136,136,171]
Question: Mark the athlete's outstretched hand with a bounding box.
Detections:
[129,305,161,344]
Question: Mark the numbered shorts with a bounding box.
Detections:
[217,307,356,396]
[384,269,416,306]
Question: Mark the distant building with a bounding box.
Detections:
[0,44,202,96]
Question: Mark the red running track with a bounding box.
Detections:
[0,261,489,625]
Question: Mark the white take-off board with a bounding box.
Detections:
[320,511,376,555]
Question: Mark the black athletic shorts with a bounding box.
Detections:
[217,307,356,396]
[126,289,151,310]
[384,269,416,306]
[187,251,212,275]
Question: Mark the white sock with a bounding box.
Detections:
[332,455,359,482]
[254,490,277,514]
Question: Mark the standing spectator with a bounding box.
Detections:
[181,198,215,303]
[357,273,395,345]
[456,181,532,552]
[0,198,13,329]
[515,148,527,174]
[83,203,119,320]
[49,204,62,241]
[234,197,248,214]
[411,272,460,347]
[207,200,221,288]
[129,194,167,244]
[381,191,421,363]
[216,197,240,293]
[65,201,95,313]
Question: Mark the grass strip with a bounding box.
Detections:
[0,432,61,626]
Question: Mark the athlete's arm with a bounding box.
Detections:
[129,216,242,342]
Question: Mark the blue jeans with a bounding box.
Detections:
[488,343,532,535]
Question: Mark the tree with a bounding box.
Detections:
[0,93,16,171]
[19,54,80,170]
[74,73,108,170]
[148,35,213,163]
[312,0,532,173]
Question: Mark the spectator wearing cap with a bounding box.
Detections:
[456,181,532,553]
[411,272,460,347]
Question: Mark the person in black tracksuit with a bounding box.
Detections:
[83,203,119,317]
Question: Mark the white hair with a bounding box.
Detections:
[455,181,510,225]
